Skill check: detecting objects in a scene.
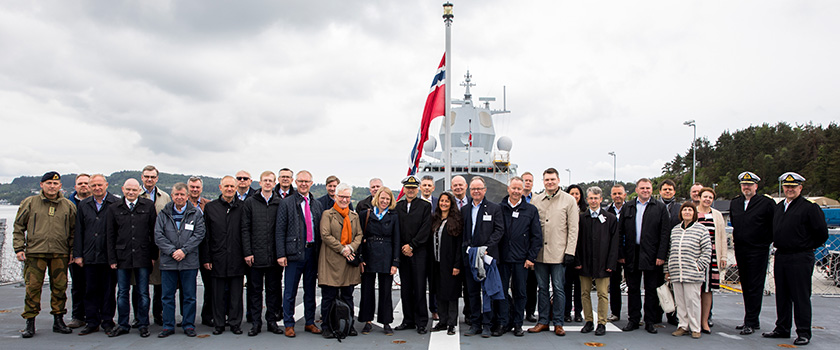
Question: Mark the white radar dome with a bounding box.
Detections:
[424,137,438,153]
[497,136,513,152]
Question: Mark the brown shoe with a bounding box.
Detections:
[67,319,85,329]
[691,331,701,339]
[554,326,566,336]
[304,324,322,334]
[527,323,549,333]
[284,327,296,337]
[672,328,688,337]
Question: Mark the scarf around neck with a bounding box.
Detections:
[333,203,352,245]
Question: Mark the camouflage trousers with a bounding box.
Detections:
[21,253,69,319]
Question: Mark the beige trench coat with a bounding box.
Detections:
[318,208,363,287]
[532,190,580,264]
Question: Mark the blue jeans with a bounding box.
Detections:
[117,267,150,329]
[498,262,529,327]
[535,262,566,326]
[283,246,315,327]
[161,269,197,331]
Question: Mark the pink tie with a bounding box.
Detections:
[304,197,313,242]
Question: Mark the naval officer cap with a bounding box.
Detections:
[779,172,805,186]
[738,171,760,184]
[41,171,61,182]
[402,175,420,188]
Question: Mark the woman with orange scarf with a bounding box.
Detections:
[318,183,363,338]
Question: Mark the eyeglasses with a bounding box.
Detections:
[337,195,352,200]
[470,187,486,191]
[295,180,312,184]
[236,177,250,181]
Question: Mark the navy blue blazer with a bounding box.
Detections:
[462,198,505,261]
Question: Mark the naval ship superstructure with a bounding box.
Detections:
[418,72,518,202]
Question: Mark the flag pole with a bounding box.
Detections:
[443,2,453,191]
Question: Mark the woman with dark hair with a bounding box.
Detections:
[564,185,586,323]
[358,187,400,335]
[665,201,711,339]
[429,192,463,335]
[695,187,727,334]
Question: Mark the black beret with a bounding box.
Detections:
[41,171,61,182]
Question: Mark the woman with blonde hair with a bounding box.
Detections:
[358,187,400,335]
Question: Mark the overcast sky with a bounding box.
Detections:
[1,0,838,192]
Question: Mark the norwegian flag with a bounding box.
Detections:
[407,54,446,177]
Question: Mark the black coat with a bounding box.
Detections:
[358,209,400,273]
[75,193,120,264]
[106,198,158,269]
[273,185,297,200]
[499,196,542,263]
[730,194,775,250]
[241,192,282,268]
[276,192,323,262]
[318,194,352,213]
[772,196,828,254]
[617,198,670,272]
[395,198,432,251]
[237,187,259,201]
[661,198,682,231]
[575,208,619,278]
[200,196,246,277]
[430,218,463,301]
[461,199,505,260]
[355,195,373,214]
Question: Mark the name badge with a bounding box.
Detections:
[483,214,492,221]
[184,223,195,231]
[598,215,606,224]
[704,213,713,220]
[512,211,520,218]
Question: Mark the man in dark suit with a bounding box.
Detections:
[730,171,774,335]
[606,184,627,322]
[273,168,296,199]
[419,175,438,320]
[235,170,258,202]
[394,176,433,334]
[462,176,505,338]
[617,178,670,334]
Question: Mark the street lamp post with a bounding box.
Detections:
[684,120,697,184]
[608,151,616,186]
[565,168,571,188]
[443,2,454,191]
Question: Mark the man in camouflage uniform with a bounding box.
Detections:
[13,171,76,338]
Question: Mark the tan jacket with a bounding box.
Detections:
[13,191,76,255]
[318,208,363,287]
[140,186,171,214]
[532,190,579,264]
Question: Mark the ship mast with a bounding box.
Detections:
[443,2,453,190]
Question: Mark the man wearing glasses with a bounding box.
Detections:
[274,168,297,199]
[235,170,258,201]
[139,165,171,326]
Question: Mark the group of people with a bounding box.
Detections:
[12,166,828,346]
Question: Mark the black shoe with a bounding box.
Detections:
[22,318,35,338]
[762,330,790,338]
[564,315,573,323]
[431,322,446,332]
[645,323,658,334]
[349,327,358,336]
[248,325,260,336]
[581,321,594,333]
[362,322,373,334]
[526,314,537,323]
[667,313,679,326]
[102,324,115,334]
[176,322,182,327]
[794,336,810,346]
[108,327,130,337]
[139,327,150,338]
[78,325,98,336]
[131,319,140,328]
[491,328,504,337]
[53,315,72,334]
[701,328,711,334]
[707,318,714,328]
[184,328,197,337]
[417,326,427,335]
[574,314,583,323]
[158,329,175,338]
[622,322,639,332]
[394,323,415,331]
[322,329,335,339]
[513,326,525,337]
[465,318,472,326]
[266,322,280,334]
[448,326,456,335]
[481,327,492,338]
[595,324,606,336]
[740,326,755,335]
[736,324,760,330]
[213,327,224,335]
[231,327,243,335]
[384,324,393,335]
[202,319,215,327]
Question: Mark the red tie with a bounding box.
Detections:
[304,197,313,242]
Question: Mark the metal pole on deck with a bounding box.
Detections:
[443,3,453,190]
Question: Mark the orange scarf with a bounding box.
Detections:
[333,203,352,245]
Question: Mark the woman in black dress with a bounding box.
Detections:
[429,192,463,335]
[564,184,587,322]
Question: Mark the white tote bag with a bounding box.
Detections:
[657,282,675,314]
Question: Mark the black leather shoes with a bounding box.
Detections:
[213,327,224,335]
[762,330,790,338]
[581,321,594,333]
[108,327,130,337]
[158,329,175,338]
[526,314,537,323]
[231,327,243,335]
[248,325,260,336]
[595,324,606,336]
[394,323,415,331]
[53,316,72,334]
[348,327,358,336]
[794,336,810,346]
[645,323,658,334]
[78,325,99,336]
[513,326,525,337]
[739,326,755,335]
[139,327,150,338]
[622,322,639,332]
[22,318,36,338]
[417,326,427,335]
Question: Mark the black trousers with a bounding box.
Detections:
[83,264,117,328]
[213,275,244,329]
[70,263,86,320]
[564,267,582,317]
[609,262,624,316]
[625,264,662,325]
[359,272,394,324]
[320,285,354,331]
[525,268,537,316]
[773,251,814,338]
[399,251,429,327]
[247,265,281,326]
[438,299,459,327]
[464,264,492,328]
[735,246,769,328]
[200,267,214,324]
